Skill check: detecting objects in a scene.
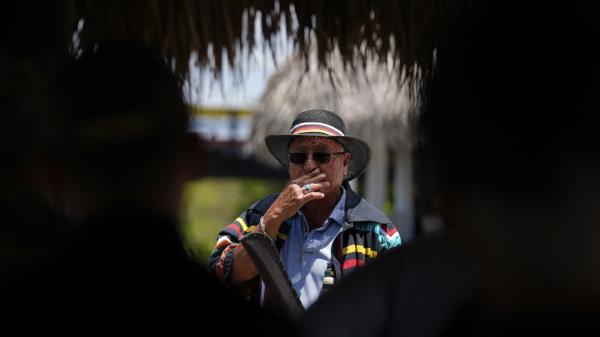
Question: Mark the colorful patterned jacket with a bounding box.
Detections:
[208,182,401,305]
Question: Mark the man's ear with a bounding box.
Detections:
[343,153,351,176]
[183,132,207,180]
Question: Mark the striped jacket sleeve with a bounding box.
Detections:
[207,210,257,282]
[336,222,401,276]
[375,223,401,250]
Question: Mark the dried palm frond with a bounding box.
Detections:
[69,0,477,78]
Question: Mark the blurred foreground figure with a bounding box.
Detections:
[302,3,600,336]
[8,44,287,335]
[0,53,67,284]
[0,3,68,288]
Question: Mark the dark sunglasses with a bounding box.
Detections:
[288,152,346,165]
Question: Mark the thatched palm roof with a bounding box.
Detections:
[69,0,476,77]
[251,47,419,166]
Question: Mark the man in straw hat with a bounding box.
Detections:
[209,109,400,309]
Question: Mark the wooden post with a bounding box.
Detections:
[365,133,387,211]
[393,144,414,242]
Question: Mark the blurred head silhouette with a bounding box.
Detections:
[0,3,70,279]
[419,3,600,314]
[47,43,202,222]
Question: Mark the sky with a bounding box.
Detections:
[184,13,293,142]
[185,14,293,109]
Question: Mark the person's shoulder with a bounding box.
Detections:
[346,194,393,226]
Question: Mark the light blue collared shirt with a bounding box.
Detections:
[279,187,346,308]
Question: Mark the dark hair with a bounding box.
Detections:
[50,43,189,194]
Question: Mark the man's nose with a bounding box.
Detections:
[304,154,318,170]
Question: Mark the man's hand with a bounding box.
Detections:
[261,168,329,237]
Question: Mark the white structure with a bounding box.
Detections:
[252,49,421,241]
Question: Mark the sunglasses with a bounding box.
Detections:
[288,152,346,165]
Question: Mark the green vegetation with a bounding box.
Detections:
[180,178,285,264]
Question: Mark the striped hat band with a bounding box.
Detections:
[290,122,345,137]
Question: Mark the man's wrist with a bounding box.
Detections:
[258,216,274,240]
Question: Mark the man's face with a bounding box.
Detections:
[288,137,350,195]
